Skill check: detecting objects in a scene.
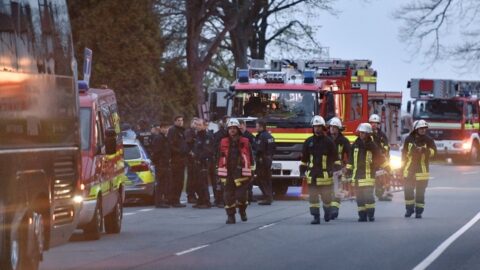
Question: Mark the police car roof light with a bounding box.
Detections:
[237,69,249,83]
[303,70,315,84]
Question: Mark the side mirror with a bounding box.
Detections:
[105,128,117,155]
[406,101,411,114]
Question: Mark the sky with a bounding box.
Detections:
[314,0,479,96]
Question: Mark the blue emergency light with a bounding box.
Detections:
[303,70,315,84]
[78,80,89,92]
[237,69,249,83]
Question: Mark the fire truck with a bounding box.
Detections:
[407,79,480,163]
[211,59,372,194]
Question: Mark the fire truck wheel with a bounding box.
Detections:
[84,196,103,240]
[104,192,122,234]
[469,141,479,164]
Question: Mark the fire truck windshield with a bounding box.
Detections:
[413,99,463,121]
[232,90,317,128]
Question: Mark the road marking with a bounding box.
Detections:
[259,223,276,230]
[124,213,136,216]
[429,187,480,191]
[139,208,153,212]
[175,245,209,256]
[413,211,480,270]
[461,171,479,175]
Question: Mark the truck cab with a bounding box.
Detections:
[77,84,126,240]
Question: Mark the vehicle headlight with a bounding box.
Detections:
[73,195,84,204]
[390,156,402,170]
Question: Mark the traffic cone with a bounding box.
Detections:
[300,177,309,199]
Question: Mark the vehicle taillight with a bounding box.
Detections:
[130,162,150,172]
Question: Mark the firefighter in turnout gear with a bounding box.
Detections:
[369,114,392,201]
[346,123,390,222]
[328,117,351,220]
[255,119,276,205]
[217,118,254,224]
[402,120,436,219]
[300,115,338,225]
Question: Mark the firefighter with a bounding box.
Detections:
[185,117,199,204]
[191,119,214,209]
[369,114,392,201]
[346,123,391,222]
[299,115,338,225]
[151,123,171,208]
[255,119,275,205]
[212,116,229,208]
[328,117,351,219]
[239,120,257,203]
[402,120,436,219]
[167,115,188,208]
[217,118,254,224]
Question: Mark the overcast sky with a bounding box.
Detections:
[315,0,479,94]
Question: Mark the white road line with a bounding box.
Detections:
[175,245,209,256]
[461,171,479,175]
[413,211,480,270]
[124,213,136,216]
[259,223,276,230]
[139,208,153,212]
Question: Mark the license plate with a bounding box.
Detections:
[271,163,282,170]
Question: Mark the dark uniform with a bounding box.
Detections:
[241,129,256,202]
[402,132,436,218]
[185,127,198,202]
[372,129,391,200]
[192,129,214,206]
[151,132,171,207]
[346,136,390,222]
[300,134,338,223]
[329,132,351,219]
[167,125,188,206]
[212,128,228,205]
[137,129,153,156]
[255,130,275,203]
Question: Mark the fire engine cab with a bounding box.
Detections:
[223,59,370,194]
[407,78,480,163]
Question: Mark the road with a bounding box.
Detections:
[41,163,480,270]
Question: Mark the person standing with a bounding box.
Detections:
[255,119,276,205]
[346,123,390,222]
[211,116,229,207]
[239,120,256,203]
[185,117,199,204]
[217,118,254,224]
[192,119,214,209]
[369,114,392,201]
[167,115,188,208]
[328,117,351,219]
[402,120,436,219]
[136,119,154,156]
[151,123,171,208]
[299,116,338,225]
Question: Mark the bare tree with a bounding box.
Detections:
[396,0,480,68]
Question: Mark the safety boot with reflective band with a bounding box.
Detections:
[310,203,321,224]
[358,208,367,222]
[405,200,415,218]
[415,203,424,219]
[237,203,248,222]
[323,204,332,222]
[366,206,375,222]
[330,200,340,220]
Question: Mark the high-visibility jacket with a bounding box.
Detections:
[330,133,351,168]
[217,136,253,186]
[372,129,390,158]
[402,133,436,180]
[299,134,338,186]
[346,137,389,187]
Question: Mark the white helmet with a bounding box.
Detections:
[329,117,343,128]
[311,115,326,126]
[357,123,373,133]
[369,114,381,123]
[413,120,428,130]
[227,118,241,128]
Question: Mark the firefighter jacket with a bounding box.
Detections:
[299,134,338,186]
[402,133,436,180]
[217,136,253,186]
[167,126,188,164]
[193,130,214,165]
[346,137,390,187]
[213,128,228,161]
[255,130,275,167]
[151,133,170,169]
[330,133,351,169]
[372,129,390,157]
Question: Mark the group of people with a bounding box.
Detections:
[301,114,436,224]
[133,115,276,224]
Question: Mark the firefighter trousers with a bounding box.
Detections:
[355,185,375,216]
[223,177,249,216]
[404,176,428,214]
[308,184,333,216]
[331,171,343,214]
[154,166,171,206]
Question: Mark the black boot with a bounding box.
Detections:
[311,215,320,224]
[238,205,248,222]
[358,211,367,222]
[415,207,424,219]
[330,207,339,220]
[367,208,375,222]
[226,215,236,224]
[323,206,331,222]
[405,205,415,218]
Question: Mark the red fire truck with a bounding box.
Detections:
[407,79,480,163]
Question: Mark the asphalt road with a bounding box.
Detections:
[41,163,480,270]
